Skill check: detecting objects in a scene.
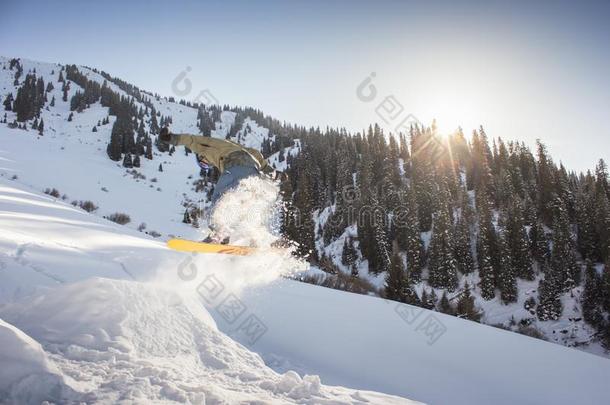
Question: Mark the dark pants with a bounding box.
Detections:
[210,164,260,204]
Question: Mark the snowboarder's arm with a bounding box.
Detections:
[169,134,197,149]
[159,128,211,157]
[246,147,269,171]
[159,128,196,149]
[159,128,227,169]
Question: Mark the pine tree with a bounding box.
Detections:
[341,238,358,276]
[468,128,493,196]
[3,93,13,111]
[182,209,192,224]
[506,199,534,280]
[327,141,354,242]
[575,185,598,261]
[284,152,317,258]
[149,106,159,134]
[122,153,133,168]
[420,289,430,309]
[454,216,474,274]
[477,195,497,300]
[602,261,610,313]
[530,220,550,267]
[13,74,40,121]
[602,323,610,351]
[122,130,135,155]
[106,125,122,161]
[385,252,408,302]
[37,118,44,135]
[595,159,609,198]
[497,232,517,303]
[158,163,163,172]
[582,260,603,327]
[550,202,580,290]
[395,188,423,281]
[456,282,481,321]
[536,141,556,225]
[428,289,438,309]
[594,190,610,262]
[421,289,436,309]
[438,291,455,315]
[428,181,458,291]
[132,154,141,168]
[536,275,563,321]
[370,193,391,274]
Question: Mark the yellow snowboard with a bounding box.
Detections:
[167,238,256,256]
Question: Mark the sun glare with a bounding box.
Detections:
[416,80,485,136]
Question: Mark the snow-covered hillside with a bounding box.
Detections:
[0,56,285,242]
[2,173,610,404]
[315,202,606,356]
[4,55,596,358]
[0,179,418,404]
[2,55,610,403]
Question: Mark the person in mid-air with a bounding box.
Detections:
[159,126,278,243]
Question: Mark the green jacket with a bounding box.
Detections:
[168,134,268,173]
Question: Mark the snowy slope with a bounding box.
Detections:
[314,182,605,357]
[0,57,206,240]
[2,56,610,403]
[2,178,610,404]
[0,179,418,404]
[232,280,610,405]
[0,56,285,242]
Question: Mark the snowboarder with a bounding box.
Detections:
[159,126,280,243]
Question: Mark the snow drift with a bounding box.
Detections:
[0,319,73,404]
[0,277,415,404]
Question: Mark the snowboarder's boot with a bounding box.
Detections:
[201,233,230,245]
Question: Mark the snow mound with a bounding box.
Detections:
[0,318,73,404]
[0,277,417,404]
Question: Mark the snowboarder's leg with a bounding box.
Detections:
[210,164,261,204]
[205,163,261,243]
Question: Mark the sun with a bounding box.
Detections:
[416,81,485,137]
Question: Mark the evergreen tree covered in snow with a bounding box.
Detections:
[395,187,424,281]
[385,252,419,305]
[456,282,481,322]
[428,180,458,291]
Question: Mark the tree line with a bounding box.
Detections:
[281,122,610,347]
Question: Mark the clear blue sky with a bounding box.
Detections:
[1,0,608,172]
